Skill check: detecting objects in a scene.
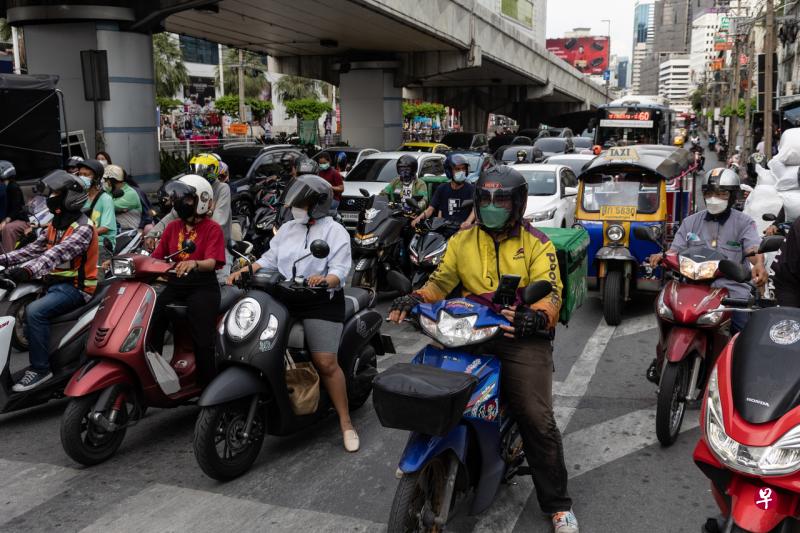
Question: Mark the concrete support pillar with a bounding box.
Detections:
[339,69,402,151]
[460,98,488,134]
[23,22,159,184]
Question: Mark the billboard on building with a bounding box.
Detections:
[546,36,610,75]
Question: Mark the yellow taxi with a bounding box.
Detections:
[398,142,450,153]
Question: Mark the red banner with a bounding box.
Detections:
[546,36,610,75]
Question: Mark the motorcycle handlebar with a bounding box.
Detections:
[721,297,752,308]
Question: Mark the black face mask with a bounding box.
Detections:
[111,188,124,199]
[46,195,63,214]
[175,199,196,221]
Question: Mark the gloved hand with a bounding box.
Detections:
[511,306,549,339]
[388,294,421,323]
[5,267,31,284]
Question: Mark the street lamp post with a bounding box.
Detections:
[602,19,611,99]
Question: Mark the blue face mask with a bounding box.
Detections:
[319,163,330,171]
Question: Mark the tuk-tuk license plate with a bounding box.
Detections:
[600,205,637,219]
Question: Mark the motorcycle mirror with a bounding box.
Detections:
[359,188,370,197]
[227,240,253,256]
[405,197,420,211]
[386,270,412,294]
[309,239,330,259]
[758,235,785,254]
[718,260,750,283]
[182,240,197,254]
[521,281,553,305]
[633,225,656,243]
[762,213,777,222]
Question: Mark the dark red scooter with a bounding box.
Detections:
[59,246,242,465]
[694,243,800,533]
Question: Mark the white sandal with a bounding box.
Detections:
[343,429,360,452]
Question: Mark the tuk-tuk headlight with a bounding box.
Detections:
[606,224,625,242]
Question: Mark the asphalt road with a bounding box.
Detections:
[0,290,719,533]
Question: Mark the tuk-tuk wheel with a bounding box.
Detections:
[603,271,624,326]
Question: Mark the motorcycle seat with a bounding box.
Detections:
[165,285,243,319]
[50,284,111,324]
[343,288,372,320]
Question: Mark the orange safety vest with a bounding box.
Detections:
[46,219,99,294]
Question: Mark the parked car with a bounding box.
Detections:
[534,137,574,157]
[398,142,450,153]
[216,143,303,190]
[572,137,594,151]
[538,127,574,139]
[338,151,446,228]
[495,145,544,164]
[445,150,494,182]
[440,132,489,152]
[514,163,578,228]
[542,154,597,178]
[313,147,379,175]
[488,134,533,153]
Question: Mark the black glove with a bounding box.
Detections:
[6,267,31,284]
[512,307,549,338]
[390,294,421,316]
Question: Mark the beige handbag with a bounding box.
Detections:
[284,353,320,415]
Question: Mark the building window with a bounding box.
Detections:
[180,35,219,65]
[501,0,534,27]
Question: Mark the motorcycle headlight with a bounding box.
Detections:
[656,289,674,321]
[354,234,378,246]
[226,298,262,341]
[422,243,448,265]
[697,310,724,326]
[527,208,557,222]
[706,366,800,475]
[112,258,135,278]
[419,311,499,347]
[259,314,278,340]
[679,257,719,280]
[606,224,625,242]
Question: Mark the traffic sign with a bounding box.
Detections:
[603,70,610,81]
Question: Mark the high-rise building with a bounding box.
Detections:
[630,0,655,94]
[689,10,723,89]
[658,54,692,109]
[617,57,630,89]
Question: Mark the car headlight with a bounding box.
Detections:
[226,297,262,341]
[656,289,674,321]
[259,314,279,340]
[606,224,625,242]
[111,258,135,278]
[706,366,800,475]
[527,208,557,222]
[354,234,378,246]
[679,257,719,280]
[697,310,724,326]
[419,311,499,347]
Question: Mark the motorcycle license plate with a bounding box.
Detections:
[340,212,360,221]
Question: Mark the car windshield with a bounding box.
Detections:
[573,137,593,149]
[441,133,474,148]
[455,153,483,172]
[500,147,529,161]
[581,171,661,214]
[222,152,259,181]
[534,139,567,153]
[399,145,432,152]
[548,157,590,177]
[517,170,557,196]
[344,159,398,182]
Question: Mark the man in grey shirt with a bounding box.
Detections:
[649,168,767,333]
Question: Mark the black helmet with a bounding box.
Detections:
[283,175,333,220]
[76,159,105,180]
[444,153,470,180]
[473,165,528,233]
[396,154,418,183]
[516,149,527,162]
[294,156,319,176]
[0,160,15,181]
[42,169,88,212]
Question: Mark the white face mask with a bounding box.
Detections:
[705,196,728,215]
[291,206,310,224]
[97,159,108,168]
[453,171,467,183]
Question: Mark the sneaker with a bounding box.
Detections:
[12,369,53,392]
[552,510,579,533]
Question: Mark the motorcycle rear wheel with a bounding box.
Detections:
[387,458,450,533]
[60,393,129,466]
[656,359,690,446]
[193,400,265,481]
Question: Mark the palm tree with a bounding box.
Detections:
[0,19,12,42]
[273,75,320,102]
[216,47,269,99]
[152,33,189,98]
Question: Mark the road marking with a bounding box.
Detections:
[565,409,700,479]
[474,318,616,532]
[613,314,658,338]
[0,459,79,525]
[79,483,384,533]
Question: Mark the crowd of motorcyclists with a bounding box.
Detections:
[5,123,800,532]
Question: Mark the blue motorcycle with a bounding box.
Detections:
[374,280,552,532]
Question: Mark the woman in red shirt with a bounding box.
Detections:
[151,174,226,384]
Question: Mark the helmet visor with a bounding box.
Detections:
[189,163,214,178]
[42,170,79,195]
[477,187,515,209]
[283,181,319,209]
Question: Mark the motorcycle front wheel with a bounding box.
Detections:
[193,399,265,481]
[656,359,690,446]
[60,392,129,466]
[387,457,451,533]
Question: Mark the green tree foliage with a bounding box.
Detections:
[217,47,269,98]
[690,88,705,113]
[284,98,332,120]
[248,99,274,120]
[0,19,11,42]
[156,97,183,111]
[273,75,319,102]
[213,95,273,119]
[152,33,189,98]
[720,104,734,118]
[402,102,447,119]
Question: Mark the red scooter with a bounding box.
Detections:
[636,226,735,446]
[59,246,242,465]
[694,241,800,533]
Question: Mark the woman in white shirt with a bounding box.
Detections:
[227,175,359,452]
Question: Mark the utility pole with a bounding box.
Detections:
[218,44,225,97]
[764,0,776,160]
[729,12,742,160]
[238,48,246,123]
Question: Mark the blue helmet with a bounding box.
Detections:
[336,151,347,167]
[444,153,470,180]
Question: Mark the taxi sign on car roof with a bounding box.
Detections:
[604,147,639,161]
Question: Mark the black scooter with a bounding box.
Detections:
[409,217,460,290]
[192,240,394,480]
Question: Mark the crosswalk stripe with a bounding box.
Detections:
[0,459,79,525]
[612,314,659,339]
[79,483,384,533]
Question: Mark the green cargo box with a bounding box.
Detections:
[539,227,589,325]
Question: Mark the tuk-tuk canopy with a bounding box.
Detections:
[583,145,693,180]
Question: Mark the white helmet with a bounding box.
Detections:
[162,173,214,220]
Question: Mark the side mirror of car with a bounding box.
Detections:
[386,270,412,294]
[310,239,330,259]
[564,186,578,197]
[719,259,750,283]
[521,280,553,305]
[762,213,777,222]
